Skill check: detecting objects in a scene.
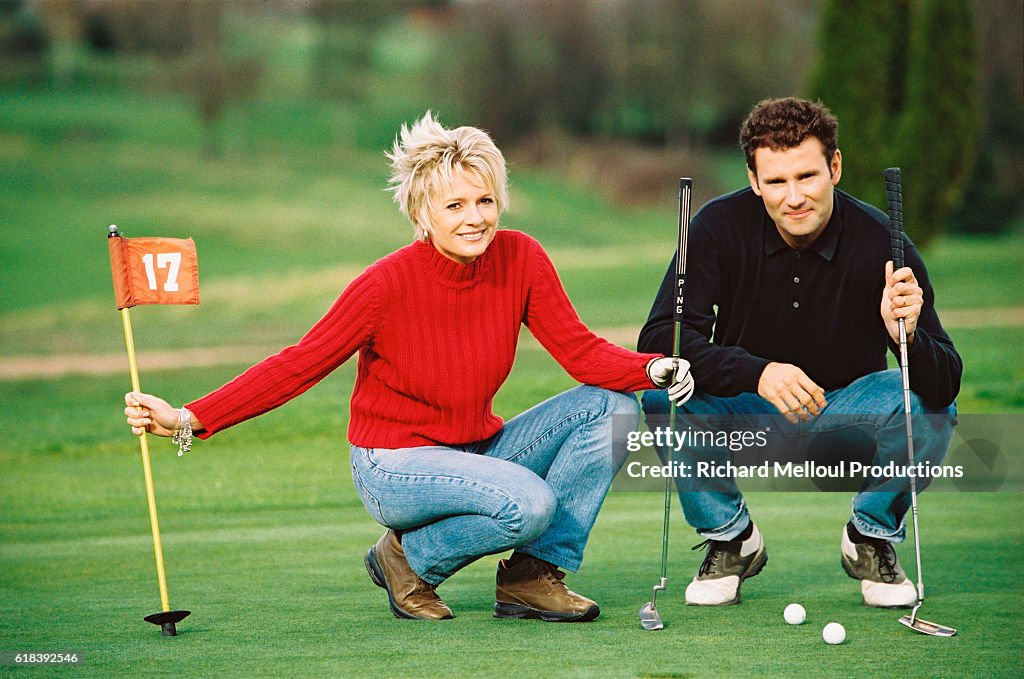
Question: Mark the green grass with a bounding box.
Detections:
[2,89,1022,360]
[1,369,1022,678]
[927,230,1024,310]
[1,74,1023,677]
[947,326,1024,411]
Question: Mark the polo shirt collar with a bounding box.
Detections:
[763,192,843,261]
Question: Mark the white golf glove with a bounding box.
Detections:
[646,357,695,406]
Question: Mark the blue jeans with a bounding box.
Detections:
[350,386,638,586]
[641,369,956,543]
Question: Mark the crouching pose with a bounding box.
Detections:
[125,112,694,622]
[639,98,959,608]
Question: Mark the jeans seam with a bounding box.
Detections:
[696,500,749,540]
[351,447,387,525]
[361,453,531,541]
[503,409,592,465]
[516,545,580,573]
[851,512,905,543]
[352,471,386,525]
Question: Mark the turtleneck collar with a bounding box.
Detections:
[413,237,490,288]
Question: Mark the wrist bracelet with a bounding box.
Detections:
[172,407,193,457]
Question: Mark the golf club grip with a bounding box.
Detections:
[884,167,904,270]
[673,178,693,357]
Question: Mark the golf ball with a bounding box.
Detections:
[822,622,846,645]
[783,603,806,625]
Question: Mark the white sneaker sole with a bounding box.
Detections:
[861,579,917,608]
[685,549,768,606]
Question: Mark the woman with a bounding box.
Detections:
[124,112,693,622]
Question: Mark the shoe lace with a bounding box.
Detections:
[412,578,440,598]
[873,541,898,583]
[692,539,723,577]
[534,560,567,592]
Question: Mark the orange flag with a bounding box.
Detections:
[108,234,200,309]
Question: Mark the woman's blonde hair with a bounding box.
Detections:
[386,111,509,240]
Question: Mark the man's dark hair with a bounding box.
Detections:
[739,98,839,174]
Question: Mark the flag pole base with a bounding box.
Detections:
[144,610,191,636]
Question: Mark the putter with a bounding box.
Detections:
[640,178,692,631]
[884,168,957,637]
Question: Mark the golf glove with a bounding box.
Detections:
[646,357,695,406]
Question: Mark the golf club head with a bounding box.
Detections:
[898,614,957,637]
[144,609,191,636]
[639,602,664,631]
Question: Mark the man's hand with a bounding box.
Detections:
[647,357,696,406]
[757,362,827,423]
[881,260,923,344]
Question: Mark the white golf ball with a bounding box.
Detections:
[783,603,806,625]
[822,622,846,645]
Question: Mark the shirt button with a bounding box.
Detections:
[793,276,800,284]
[792,301,800,308]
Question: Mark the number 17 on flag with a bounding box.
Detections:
[107,224,196,636]
[108,227,199,309]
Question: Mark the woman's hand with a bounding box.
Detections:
[647,357,696,406]
[124,391,180,437]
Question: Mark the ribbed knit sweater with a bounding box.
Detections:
[188,230,659,448]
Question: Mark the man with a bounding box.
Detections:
[638,97,960,608]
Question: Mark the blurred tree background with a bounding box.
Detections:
[810,0,981,247]
[1,0,1020,240]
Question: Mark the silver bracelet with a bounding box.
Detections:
[172,406,193,457]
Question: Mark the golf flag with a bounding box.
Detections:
[108,235,200,309]
[107,226,195,635]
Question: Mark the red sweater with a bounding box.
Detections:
[189,230,659,448]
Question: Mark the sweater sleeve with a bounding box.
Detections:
[522,238,659,392]
[187,269,381,437]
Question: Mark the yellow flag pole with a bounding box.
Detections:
[110,225,190,637]
[121,307,172,614]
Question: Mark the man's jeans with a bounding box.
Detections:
[641,369,956,544]
[350,386,638,586]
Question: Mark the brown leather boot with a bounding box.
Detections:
[494,555,600,622]
[364,530,453,620]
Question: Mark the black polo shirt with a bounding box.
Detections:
[637,187,961,406]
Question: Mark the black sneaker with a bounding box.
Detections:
[684,523,767,605]
[840,523,916,608]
